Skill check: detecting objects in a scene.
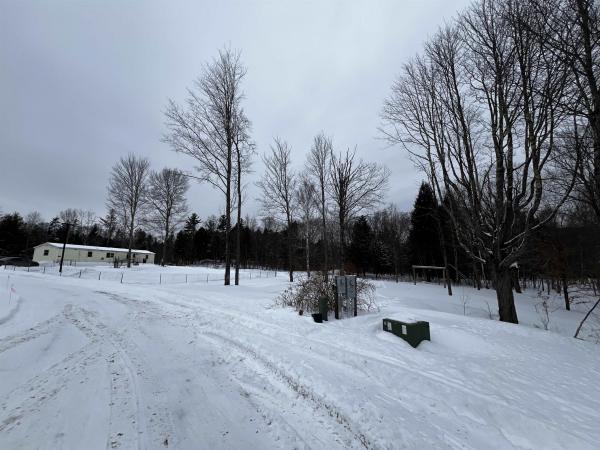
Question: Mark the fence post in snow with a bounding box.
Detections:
[121,273,124,284]
[99,272,101,280]
[43,266,46,274]
[160,274,162,285]
[79,270,82,278]
[185,274,188,283]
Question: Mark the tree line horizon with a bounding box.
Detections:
[2,0,600,327]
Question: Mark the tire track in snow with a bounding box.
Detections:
[0,313,64,354]
[0,294,24,325]
[144,293,381,448]
[0,339,102,433]
[63,305,144,450]
[98,289,367,449]
[195,328,374,450]
[65,304,174,449]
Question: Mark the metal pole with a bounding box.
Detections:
[59,223,71,275]
[121,273,124,284]
[334,281,339,320]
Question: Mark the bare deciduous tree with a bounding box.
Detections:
[59,208,79,226]
[329,148,389,274]
[296,174,317,278]
[233,112,254,285]
[77,210,96,244]
[306,132,333,281]
[147,168,189,266]
[537,0,600,222]
[257,138,297,282]
[106,154,150,268]
[164,47,248,285]
[381,0,578,323]
[100,209,118,245]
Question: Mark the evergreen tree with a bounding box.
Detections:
[350,216,373,275]
[47,217,62,242]
[0,213,27,256]
[408,183,443,277]
[184,213,201,234]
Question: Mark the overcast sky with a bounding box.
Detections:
[0,0,470,223]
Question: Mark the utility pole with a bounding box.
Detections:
[59,222,72,274]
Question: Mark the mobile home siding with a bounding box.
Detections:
[32,243,155,265]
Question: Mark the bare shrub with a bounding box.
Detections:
[275,274,378,314]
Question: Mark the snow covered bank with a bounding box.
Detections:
[1,269,599,449]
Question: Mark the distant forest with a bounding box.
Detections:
[2,181,599,290]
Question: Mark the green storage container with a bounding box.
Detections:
[318,296,329,321]
[382,319,430,348]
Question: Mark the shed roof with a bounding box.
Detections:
[36,242,154,255]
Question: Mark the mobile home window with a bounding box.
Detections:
[106,252,114,258]
[87,251,93,257]
[43,249,49,256]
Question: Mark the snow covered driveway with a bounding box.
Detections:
[1,269,599,449]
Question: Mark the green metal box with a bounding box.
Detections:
[382,319,430,348]
[318,296,329,321]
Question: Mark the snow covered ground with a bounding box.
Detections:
[1,265,599,449]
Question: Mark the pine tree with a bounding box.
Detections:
[350,216,373,275]
[184,213,201,235]
[408,183,443,278]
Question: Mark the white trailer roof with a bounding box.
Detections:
[37,242,154,255]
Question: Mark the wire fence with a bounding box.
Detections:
[1,264,278,285]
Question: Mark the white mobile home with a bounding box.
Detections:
[32,243,155,265]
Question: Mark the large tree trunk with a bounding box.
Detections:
[305,232,310,278]
[235,148,242,286]
[224,147,232,286]
[576,0,600,222]
[235,210,241,285]
[562,274,570,311]
[287,217,294,282]
[495,267,519,324]
[339,213,346,275]
[442,247,452,296]
[511,266,522,294]
[127,217,134,268]
[435,213,452,296]
[161,224,169,267]
[321,189,328,282]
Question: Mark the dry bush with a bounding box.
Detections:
[275,274,378,314]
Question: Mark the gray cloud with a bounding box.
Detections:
[0,0,470,222]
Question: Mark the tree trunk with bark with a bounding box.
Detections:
[495,266,519,323]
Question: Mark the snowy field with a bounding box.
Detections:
[1,265,599,449]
